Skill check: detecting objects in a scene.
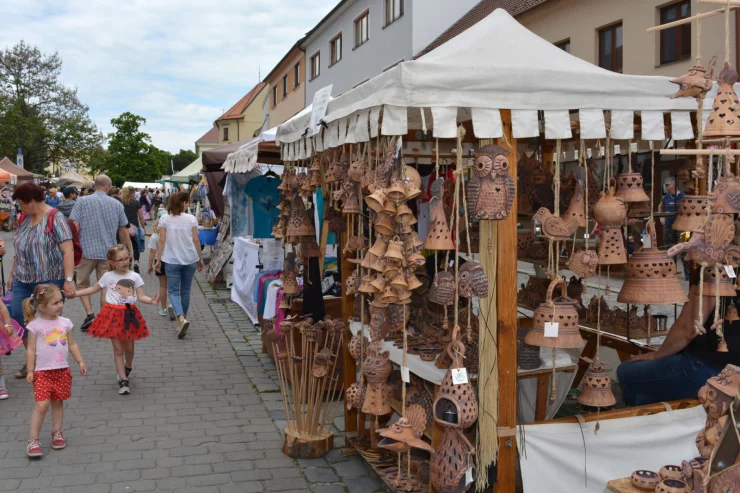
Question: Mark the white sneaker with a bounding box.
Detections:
[118,379,130,395]
[167,306,176,321]
[177,319,190,339]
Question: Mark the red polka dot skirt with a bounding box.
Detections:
[87,303,150,341]
[33,368,72,402]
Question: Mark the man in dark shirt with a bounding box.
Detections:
[658,177,684,248]
[57,187,78,218]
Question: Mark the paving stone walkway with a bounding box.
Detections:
[0,233,386,493]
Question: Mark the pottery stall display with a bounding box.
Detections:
[592,187,627,265]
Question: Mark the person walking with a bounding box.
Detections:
[122,187,146,274]
[658,176,689,279]
[70,175,132,332]
[148,209,171,317]
[44,188,60,208]
[155,192,203,338]
[23,284,87,457]
[140,189,152,222]
[74,244,158,395]
[56,187,77,218]
[8,182,76,379]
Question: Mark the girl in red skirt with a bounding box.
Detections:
[24,284,87,457]
[74,244,159,395]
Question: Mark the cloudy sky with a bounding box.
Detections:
[1,0,338,153]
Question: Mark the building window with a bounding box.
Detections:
[598,22,623,73]
[282,75,288,98]
[223,127,229,141]
[272,86,278,108]
[310,52,320,80]
[355,10,369,48]
[294,62,300,88]
[660,1,691,65]
[555,38,571,53]
[330,34,342,66]
[385,0,403,27]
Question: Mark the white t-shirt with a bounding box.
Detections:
[148,232,159,252]
[159,213,199,265]
[98,271,145,305]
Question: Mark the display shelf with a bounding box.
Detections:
[347,436,429,493]
[389,396,434,441]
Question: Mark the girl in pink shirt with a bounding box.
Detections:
[23,284,87,458]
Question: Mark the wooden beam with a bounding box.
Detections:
[700,0,740,7]
[646,5,737,33]
[537,398,700,425]
[660,149,740,155]
[495,110,518,493]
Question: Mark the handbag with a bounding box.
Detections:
[128,224,137,237]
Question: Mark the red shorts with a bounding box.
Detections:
[33,368,72,402]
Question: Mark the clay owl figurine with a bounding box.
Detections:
[458,261,488,298]
[467,144,515,220]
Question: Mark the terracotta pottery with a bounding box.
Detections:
[524,278,585,349]
[617,221,687,304]
[704,62,740,137]
[310,170,321,188]
[390,271,408,290]
[561,167,588,227]
[286,197,316,237]
[659,465,684,481]
[692,265,737,297]
[381,199,397,216]
[655,479,691,493]
[696,364,740,457]
[631,470,661,491]
[348,333,368,364]
[725,303,739,321]
[429,271,455,306]
[360,274,379,294]
[386,180,406,202]
[396,204,414,225]
[671,56,716,99]
[709,465,740,493]
[406,270,423,290]
[593,186,626,228]
[380,285,399,304]
[467,144,515,220]
[577,357,616,408]
[348,160,364,182]
[382,259,400,278]
[615,172,650,203]
[361,343,392,416]
[424,177,455,250]
[300,235,321,258]
[375,214,395,236]
[377,404,433,453]
[672,195,709,232]
[533,207,579,242]
[384,237,404,261]
[596,227,627,265]
[365,188,387,213]
[368,236,389,258]
[709,173,740,214]
[668,214,740,266]
[346,382,366,410]
[281,253,301,295]
[567,249,599,279]
[406,251,426,267]
[370,275,387,293]
[458,261,488,298]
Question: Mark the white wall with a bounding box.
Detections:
[411,0,480,55]
[304,0,413,102]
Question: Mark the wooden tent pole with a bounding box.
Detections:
[494,110,518,493]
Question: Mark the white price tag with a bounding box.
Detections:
[583,233,590,239]
[401,366,410,383]
[451,368,468,385]
[465,468,474,486]
[449,260,455,268]
[544,322,559,338]
[725,265,737,278]
[642,234,651,249]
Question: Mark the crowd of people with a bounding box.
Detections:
[0,175,203,458]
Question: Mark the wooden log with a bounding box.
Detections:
[282,425,334,459]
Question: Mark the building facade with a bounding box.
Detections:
[302,0,480,103]
[265,41,307,127]
[214,82,268,145]
[195,126,220,156]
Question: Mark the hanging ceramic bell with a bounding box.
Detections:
[370,274,388,293]
[396,204,414,225]
[726,303,740,321]
[406,270,423,290]
[300,235,321,258]
[390,271,408,290]
[593,187,627,265]
[617,221,688,305]
[281,254,301,295]
[381,199,397,216]
[384,236,404,261]
[672,195,709,232]
[380,285,399,304]
[561,167,588,227]
[615,172,650,203]
[370,255,386,273]
[525,278,585,349]
[406,251,426,267]
[424,177,455,250]
[360,274,379,294]
[704,62,740,137]
[366,188,387,213]
[286,197,316,237]
[375,214,395,236]
[361,251,375,269]
[368,236,389,257]
[429,271,455,306]
[386,179,406,201]
[405,182,422,200]
[692,265,737,297]
[577,357,616,408]
[383,260,400,278]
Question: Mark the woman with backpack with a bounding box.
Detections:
[8,182,76,379]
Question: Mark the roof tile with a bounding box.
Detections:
[217,82,267,121]
[196,126,219,143]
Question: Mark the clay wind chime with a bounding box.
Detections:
[266,317,345,458]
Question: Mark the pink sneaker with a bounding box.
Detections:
[0,387,8,400]
[51,430,66,450]
[26,439,42,457]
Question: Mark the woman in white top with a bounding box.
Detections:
[155,192,203,338]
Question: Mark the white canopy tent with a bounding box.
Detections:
[277,8,723,159]
[168,156,203,184]
[122,181,163,190]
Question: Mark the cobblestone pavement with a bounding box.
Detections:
[0,232,386,493]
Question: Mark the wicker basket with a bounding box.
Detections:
[517,337,541,370]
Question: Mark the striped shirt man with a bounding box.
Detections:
[70,191,128,260]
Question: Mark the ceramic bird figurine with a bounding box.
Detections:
[561,167,587,228]
[467,144,515,220]
[670,56,716,99]
[377,404,433,454]
[533,207,579,242]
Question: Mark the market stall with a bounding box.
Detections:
[263,6,739,493]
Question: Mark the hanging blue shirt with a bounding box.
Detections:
[246,175,281,238]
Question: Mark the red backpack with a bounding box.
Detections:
[18,209,83,266]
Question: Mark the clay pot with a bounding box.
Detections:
[525,278,585,349]
[655,479,690,493]
[631,470,661,491]
[592,187,626,228]
[672,195,709,232]
[659,465,684,481]
[615,172,650,203]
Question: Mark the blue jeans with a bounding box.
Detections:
[165,262,197,318]
[12,279,65,338]
[616,352,718,406]
[136,226,146,253]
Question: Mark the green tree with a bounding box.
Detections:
[105,112,171,186]
[0,40,104,173]
[171,149,197,173]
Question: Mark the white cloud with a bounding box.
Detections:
[0,0,338,152]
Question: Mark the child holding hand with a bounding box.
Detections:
[24,284,87,458]
[74,244,159,395]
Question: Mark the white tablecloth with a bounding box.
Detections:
[231,238,260,323]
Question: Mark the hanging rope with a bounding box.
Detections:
[726,0,732,64]
[650,144,655,225]
[697,262,708,334]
